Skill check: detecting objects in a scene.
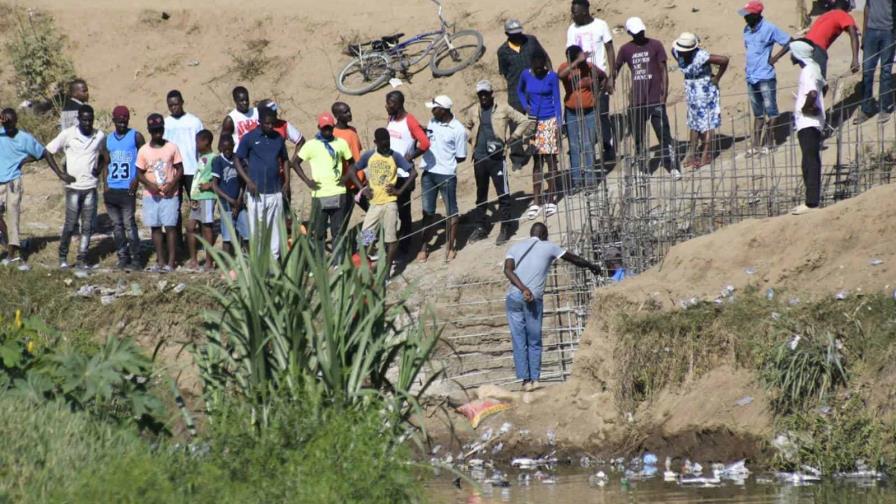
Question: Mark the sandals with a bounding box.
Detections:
[525,205,541,220]
[544,203,558,218]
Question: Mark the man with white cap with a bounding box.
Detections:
[790,40,826,216]
[498,19,549,170]
[568,0,616,162]
[616,17,680,179]
[418,95,467,262]
[463,79,532,245]
[740,0,792,157]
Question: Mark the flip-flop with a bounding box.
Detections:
[525,205,541,220]
[544,203,558,217]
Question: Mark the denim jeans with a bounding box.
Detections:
[505,290,544,381]
[862,28,895,115]
[566,107,598,187]
[59,188,97,263]
[420,171,458,216]
[747,79,779,118]
[104,189,140,264]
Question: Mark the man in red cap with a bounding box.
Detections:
[99,106,145,270]
[740,0,792,156]
[233,107,289,257]
[293,112,363,261]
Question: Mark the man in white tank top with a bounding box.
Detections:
[221,86,258,149]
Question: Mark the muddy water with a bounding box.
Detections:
[427,472,896,503]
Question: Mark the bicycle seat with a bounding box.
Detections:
[380,33,404,44]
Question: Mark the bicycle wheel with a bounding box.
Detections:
[429,29,484,77]
[336,53,393,95]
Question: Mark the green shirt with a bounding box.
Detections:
[298,137,353,198]
[190,152,217,200]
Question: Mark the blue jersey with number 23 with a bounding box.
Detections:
[105,129,138,190]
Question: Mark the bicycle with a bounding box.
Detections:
[336,0,484,95]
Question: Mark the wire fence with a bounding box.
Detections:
[427,56,896,392]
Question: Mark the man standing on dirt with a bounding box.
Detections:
[464,80,531,245]
[46,104,107,269]
[855,0,892,124]
[60,79,89,131]
[386,91,428,259]
[221,86,258,148]
[0,108,73,271]
[332,101,368,214]
[234,107,289,258]
[740,1,792,157]
[498,19,549,170]
[100,106,145,270]
[790,41,826,216]
[503,222,601,391]
[567,0,616,162]
[164,90,204,247]
[615,17,681,179]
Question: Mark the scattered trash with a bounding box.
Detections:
[679,475,721,486]
[157,280,169,292]
[187,60,200,66]
[664,457,678,481]
[491,442,503,455]
[498,422,512,435]
[511,458,538,470]
[715,460,750,480]
[546,430,556,446]
[100,295,116,305]
[835,290,848,300]
[788,335,801,351]
[735,396,754,407]
[579,456,591,468]
[73,270,89,279]
[456,399,510,429]
[517,473,531,486]
[772,433,798,462]
[766,288,775,300]
[682,459,703,476]
[771,311,781,321]
[588,471,608,487]
[76,285,96,297]
[63,278,73,286]
[480,427,494,442]
[173,283,187,294]
[818,405,832,415]
[643,453,658,466]
[431,444,442,455]
[870,258,883,266]
[775,465,821,485]
[745,267,757,275]
[788,297,801,306]
[721,285,736,298]
[388,78,403,88]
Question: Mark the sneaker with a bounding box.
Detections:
[853,109,872,125]
[59,260,70,270]
[74,261,90,270]
[161,264,174,273]
[879,111,892,124]
[1,257,22,267]
[17,262,31,272]
[529,380,541,391]
[791,204,818,215]
[744,147,758,158]
[670,169,682,181]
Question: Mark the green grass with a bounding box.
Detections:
[0,394,421,503]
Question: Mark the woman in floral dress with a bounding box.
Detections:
[671,32,729,168]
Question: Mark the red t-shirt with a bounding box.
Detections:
[806,9,855,50]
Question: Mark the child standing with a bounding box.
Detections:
[187,130,216,270]
[211,135,248,255]
[136,113,183,273]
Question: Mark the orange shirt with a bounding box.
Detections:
[558,61,605,111]
[334,126,364,188]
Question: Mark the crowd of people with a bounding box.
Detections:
[0,0,891,383]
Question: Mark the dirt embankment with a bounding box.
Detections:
[425,183,896,461]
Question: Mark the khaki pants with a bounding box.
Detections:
[0,177,23,247]
[362,202,399,243]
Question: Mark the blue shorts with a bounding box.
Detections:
[219,201,249,243]
[142,195,179,228]
[421,171,458,216]
[747,79,779,118]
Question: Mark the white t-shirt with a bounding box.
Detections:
[228,107,259,147]
[418,118,467,176]
[164,113,204,175]
[794,65,825,131]
[567,19,614,72]
[46,126,105,190]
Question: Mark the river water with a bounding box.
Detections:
[427,471,895,503]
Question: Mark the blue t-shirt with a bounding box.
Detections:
[0,129,45,183]
[105,129,139,190]
[234,127,288,195]
[211,154,243,201]
[743,19,791,84]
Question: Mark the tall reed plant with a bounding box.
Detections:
[195,213,441,433]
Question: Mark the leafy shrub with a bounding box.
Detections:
[763,330,848,415]
[229,38,273,81]
[0,311,165,430]
[5,8,75,109]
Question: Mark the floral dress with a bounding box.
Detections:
[674,49,721,133]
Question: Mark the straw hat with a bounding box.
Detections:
[673,32,700,52]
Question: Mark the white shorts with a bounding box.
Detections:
[189,199,216,224]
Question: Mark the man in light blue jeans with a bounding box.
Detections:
[503,222,601,390]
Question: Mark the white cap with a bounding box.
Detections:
[476,80,493,93]
[425,95,453,109]
[625,17,646,35]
